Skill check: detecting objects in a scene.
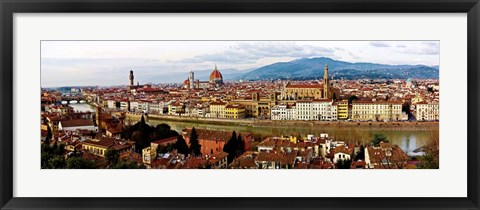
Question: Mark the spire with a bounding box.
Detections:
[215,64,217,70]
[323,63,329,78]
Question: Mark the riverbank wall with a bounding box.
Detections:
[125,113,438,131]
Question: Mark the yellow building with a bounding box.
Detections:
[232,92,278,118]
[352,101,402,121]
[209,101,226,118]
[225,104,246,119]
[142,145,157,166]
[82,137,135,157]
[168,102,185,115]
[337,100,349,120]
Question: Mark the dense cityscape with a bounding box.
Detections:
[41,62,439,169]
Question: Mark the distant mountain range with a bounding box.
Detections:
[238,57,439,81]
[145,57,438,84]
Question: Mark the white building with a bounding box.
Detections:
[148,101,163,114]
[415,102,439,121]
[137,101,149,113]
[129,101,139,111]
[332,145,353,164]
[296,99,336,121]
[271,104,296,120]
[107,99,117,109]
[58,119,97,132]
[351,101,402,121]
[120,100,129,111]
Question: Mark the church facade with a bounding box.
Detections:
[280,64,332,100]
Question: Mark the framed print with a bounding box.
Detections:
[1,0,479,209]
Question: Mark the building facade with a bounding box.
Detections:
[351,101,402,121]
[415,102,439,121]
[280,64,332,100]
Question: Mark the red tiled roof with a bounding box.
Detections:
[60,119,94,127]
[286,84,323,89]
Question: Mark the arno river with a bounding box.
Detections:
[145,119,435,156]
[71,104,435,156]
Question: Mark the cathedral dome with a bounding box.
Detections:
[209,65,223,86]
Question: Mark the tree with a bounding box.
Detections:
[332,92,337,101]
[174,135,189,155]
[348,95,358,104]
[371,133,389,147]
[157,143,175,154]
[66,156,96,169]
[122,120,178,153]
[153,123,178,140]
[105,149,119,165]
[419,132,439,169]
[48,156,66,169]
[45,126,52,145]
[188,127,202,157]
[354,145,365,161]
[53,143,65,156]
[112,160,146,169]
[223,131,238,163]
[335,158,352,169]
[131,130,149,152]
[402,102,411,114]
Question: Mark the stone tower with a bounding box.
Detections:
[129,70,134,86]
[95,105,102,131]
[323,64,330,99]
[188,71,195,90]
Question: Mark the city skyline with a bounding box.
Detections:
[41,41,440,87]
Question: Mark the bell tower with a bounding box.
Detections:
[129,70,134,86]
[188,71,195,90]
[323,64,330,99]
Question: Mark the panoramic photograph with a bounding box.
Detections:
[40,41,439,169]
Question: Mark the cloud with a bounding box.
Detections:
[370,41,391,48]
[400,41,439,55]
[173,42,337,64]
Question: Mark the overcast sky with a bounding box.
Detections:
[41,41,439,87]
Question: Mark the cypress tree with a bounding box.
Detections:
[188,127,202,157]
[236,133,245,156]
[223,131,238,163]
[45,126,52,145]
[174,135,189,155]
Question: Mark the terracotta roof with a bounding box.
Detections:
[60,119,94,127]
[225,104,245,109]
[366,143,409,168]
[82,137,134,151]
[285,84,323,89]
[210,101,226,105]
[209,67,223,81]
[151,136,178,145]
[334,145,353,155]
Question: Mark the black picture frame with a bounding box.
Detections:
[1,0,479,209]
